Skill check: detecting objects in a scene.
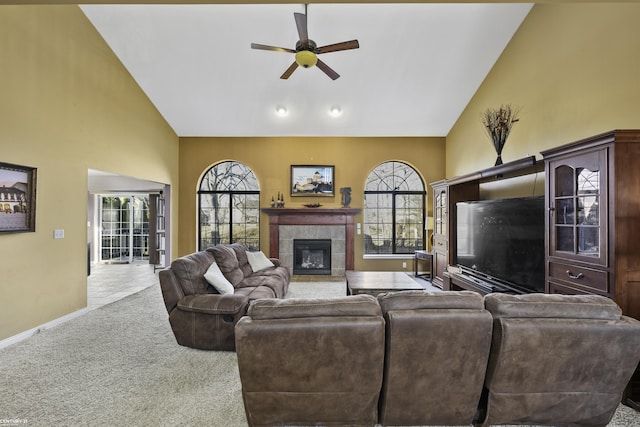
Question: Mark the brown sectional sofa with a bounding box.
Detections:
[235,291,640,427]
[480,293,640,427]
[158,243,290,350]
[235,295,385,427]
[377,290,493,426]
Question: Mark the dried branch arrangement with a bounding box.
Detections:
[481,104,520,165]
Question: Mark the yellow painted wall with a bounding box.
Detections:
[0,6,179,340]
[178,137,445,270]
[447,3,640,178]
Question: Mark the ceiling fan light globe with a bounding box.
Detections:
[295,50,317,68]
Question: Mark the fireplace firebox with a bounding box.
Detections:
[293,239,331,275]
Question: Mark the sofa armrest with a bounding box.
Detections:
[269,258,281,267]
[177,293,249,315]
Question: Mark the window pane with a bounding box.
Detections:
[200,161,258,191]
[200,193,230,248]
[231,194,260,250]
[395,194,424,253]
[198,161,260,250]
[364,161,425,254]
[364,193,393,253]
[365,161,424,192]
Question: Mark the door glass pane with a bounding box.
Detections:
[578,196,598,225]
[100,196,128,262]
[577,168,599,195]
[555,199,574,225]
[555,165,575,197]
[577,226,599,256]
[131,196,150,261]
[556,226,574,252]
[99,195,149,263]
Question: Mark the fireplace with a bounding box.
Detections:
[293,239,331,275]
[261,208,361,276]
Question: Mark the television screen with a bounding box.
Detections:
[456,196,545,293]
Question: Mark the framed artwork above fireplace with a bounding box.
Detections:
[291,165,334,197]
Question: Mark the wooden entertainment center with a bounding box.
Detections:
[431,130,640,321]
[431,155,543,293]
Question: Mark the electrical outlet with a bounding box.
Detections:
[402,262,407,269]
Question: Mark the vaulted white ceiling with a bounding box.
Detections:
[80,3,533,137]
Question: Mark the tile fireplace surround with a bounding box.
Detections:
[261,208,361,276]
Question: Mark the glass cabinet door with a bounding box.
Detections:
[434,189,447,238]
[550,150,606,265]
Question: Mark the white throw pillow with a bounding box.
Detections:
[246,251,275,272]
[204,262,234,295]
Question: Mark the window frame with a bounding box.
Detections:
[197,161,260,251]
[364,161,426,256]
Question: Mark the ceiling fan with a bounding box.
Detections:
[251,5,359,80]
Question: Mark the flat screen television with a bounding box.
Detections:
[455,196,545,293]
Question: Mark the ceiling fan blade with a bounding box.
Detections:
[317,40,360,54]
[280,62,299,80]
[251,43,296,54]
[294,12,308,41]
[316,58,340,80]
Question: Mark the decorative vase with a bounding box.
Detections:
[493,139,506,166]
[481,104,520,167]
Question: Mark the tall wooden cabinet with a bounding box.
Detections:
[430,180,448,288]
[542,130,640,320]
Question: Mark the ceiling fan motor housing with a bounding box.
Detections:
[295,39,318,68]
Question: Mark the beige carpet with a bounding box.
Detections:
[0,281,638,427]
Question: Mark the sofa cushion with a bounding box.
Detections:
[234,285,277,301]
[229,243,254,278]
[246,250,275,272]
[204,262,234,295]
[207,245,244,286]
[378,290,484,311]
[170,250,216,295]
[485,293,622,320]
[247,295,381,320]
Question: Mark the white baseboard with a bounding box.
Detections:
[0,307,91,350]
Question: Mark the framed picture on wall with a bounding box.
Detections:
[291,165,334,197]
[0,162,37,233]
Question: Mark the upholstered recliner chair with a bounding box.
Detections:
[479,293,640,427]
[235,295,385,427]
[377,290,493,426]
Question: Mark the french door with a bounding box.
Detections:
[99,195,150,263]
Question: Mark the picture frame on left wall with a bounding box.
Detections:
[0,162,37,233]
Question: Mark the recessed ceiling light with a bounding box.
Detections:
[329,105,342,117]
[275,105,288,117]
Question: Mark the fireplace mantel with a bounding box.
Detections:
[261,208,361,271]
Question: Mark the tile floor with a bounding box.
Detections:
[86,262,160,310]
[86,263,439,311]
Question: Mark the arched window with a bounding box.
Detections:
[364,161,426,254]
[198,161,260,251]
